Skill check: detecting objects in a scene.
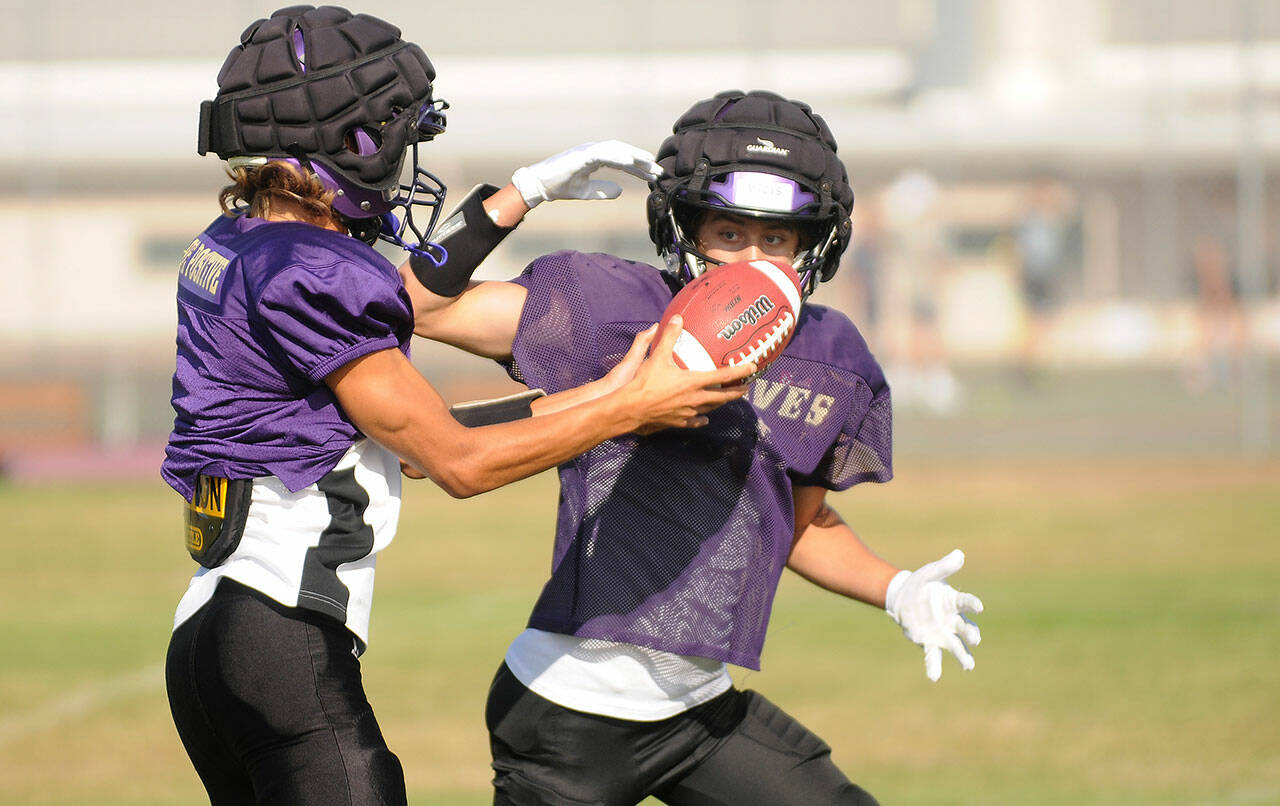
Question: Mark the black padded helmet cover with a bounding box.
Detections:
[198,5,438,195]
[648,90,854,283]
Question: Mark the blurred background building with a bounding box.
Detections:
[2,0,1277,477]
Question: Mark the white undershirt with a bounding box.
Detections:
[504,628,734,721]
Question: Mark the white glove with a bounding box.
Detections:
[511,140,662,210]
[884,549,984,682]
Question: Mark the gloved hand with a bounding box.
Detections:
[511,141,662,210]
[884,549,984,682]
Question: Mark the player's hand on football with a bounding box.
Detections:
[884,549,984,682]
[625,315,754,433]
[512,141,662,210]
[600,324,659,394]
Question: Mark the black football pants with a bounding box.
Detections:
[486,662,878,806]
[165,579,406,805]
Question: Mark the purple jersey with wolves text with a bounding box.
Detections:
[162,214,413,500]
[507,251,892,669]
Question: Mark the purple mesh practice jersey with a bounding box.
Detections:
[162,214,414,500]
[507,251,893,669]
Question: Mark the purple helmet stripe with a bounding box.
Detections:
[292,28,306,73]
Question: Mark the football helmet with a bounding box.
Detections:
[647,90,854,297]
[199,5,448,258]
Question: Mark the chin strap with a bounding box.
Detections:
[377,212,448,265]
[340,213,383,246]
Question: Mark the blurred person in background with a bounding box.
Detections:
[161,7,753,805]
[405,90,984,806]
[847,196,888,344]
[881,169,961,414]
[1013,176,1074,381]
[1187,233,1245,393]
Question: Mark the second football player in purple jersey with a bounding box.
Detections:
[406,91,987,805]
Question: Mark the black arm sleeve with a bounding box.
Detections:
[409,184,517,297]
[448,388,547,427]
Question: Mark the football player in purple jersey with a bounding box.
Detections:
[403,90,985,805]
[162,8,754,805]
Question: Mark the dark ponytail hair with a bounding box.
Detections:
[219,161,341,229]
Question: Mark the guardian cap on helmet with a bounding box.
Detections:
[647,90,854,297]
[199,5,448,256]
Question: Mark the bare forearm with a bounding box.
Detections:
[787,503,899,607]
[335,329,750,498]
[481,182,530,227]
[411,340,747,493]
[530,378,615,417]
[339,350,718,497]
[431,389,643,495]
[529,324,660,419]
[398,270,525,359]
[333,352,639,496]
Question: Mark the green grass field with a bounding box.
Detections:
[1,456,1277,805]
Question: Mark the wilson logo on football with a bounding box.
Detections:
[718,296,776,341]
[656,258,803,381]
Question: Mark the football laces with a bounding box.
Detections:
[728,310,795,369]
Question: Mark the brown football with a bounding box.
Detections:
[657,259,803,377]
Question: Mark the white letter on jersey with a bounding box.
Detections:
[805,394,835,426]
[778,387,813,420]
[751,378,787,409]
